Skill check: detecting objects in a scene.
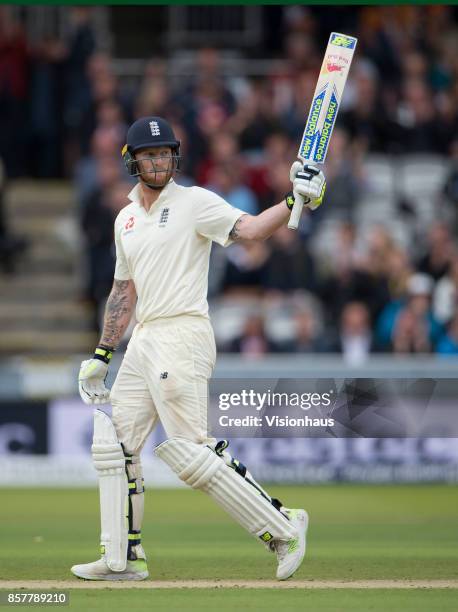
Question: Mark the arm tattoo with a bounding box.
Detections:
[229,216,244,241]
[100,280,134,348]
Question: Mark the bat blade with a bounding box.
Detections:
[288,32,357,230]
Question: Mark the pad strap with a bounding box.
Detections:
[128,530,142,547]
[128,478,145,495]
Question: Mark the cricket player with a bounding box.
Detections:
[72,116,326,581]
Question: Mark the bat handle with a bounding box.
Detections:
[287,194,304,230]
[287,156,307,230]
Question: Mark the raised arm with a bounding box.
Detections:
[99,279,137,350]
[230,163,326,242]
[229,203,290,242]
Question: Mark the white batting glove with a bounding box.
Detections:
[289,161,326,211]
[78,358,110,405]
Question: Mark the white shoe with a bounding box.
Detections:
[274,508,308,580]
[71,551,148,581]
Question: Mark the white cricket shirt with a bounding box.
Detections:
[114,180,243,323]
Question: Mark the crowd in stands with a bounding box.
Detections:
[1,5,458,357]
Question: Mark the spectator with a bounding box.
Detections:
[277,303,323,353]
[95,100,127,147]
[61,7,97,169]
[280,69,318,143]
[205,161,258,215]
[318,224,390,330]
[319,221,360,274]
[227,314,276,356]
[391,307,432,354]
[433,254,458,325]
[222,240,271,295]
[81,64,128,163]
[228,78,282,154]
[397,79,445,154]
[357,225,395,318]
[134,71,170,119]
[2,5,458,358]
[436,314,458,355]
[283,22,319,72]
[196,131,239,187]
[0,7,29,177]
[385,247,415,301]
[322,301,376,364]
[264,225,317,293]
[377,273,443,351]
[340,59,390,154]
[443,140,458,233]
[173,48,235,172]
[81,179,132,329]
[244,131,295,206]
[262,160,297,215]
[74,129,126,210]
[169,121,194,186]
[318,127,362,222]
[29,36,66,177]
[357,7,402,88]
[417,222,455,281]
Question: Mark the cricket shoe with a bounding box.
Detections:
[273,508,308,580]
[71,546,148,581]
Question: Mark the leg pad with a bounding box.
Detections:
[92,409,128,572]
[155,437,296,543]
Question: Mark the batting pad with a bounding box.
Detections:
[155,437,297,543]
[92,409,128,571]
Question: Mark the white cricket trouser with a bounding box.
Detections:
[110,315,217,456]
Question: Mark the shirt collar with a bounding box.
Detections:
[127,179,176,210]
[127,183,142,205]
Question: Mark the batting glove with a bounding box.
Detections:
[78,346,114,405]
[287,161,326,211]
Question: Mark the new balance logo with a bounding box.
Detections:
[149,120,160,136]
[160,372,168,379]
[159,207,169,227]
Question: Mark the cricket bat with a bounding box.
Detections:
[288,32,358,230]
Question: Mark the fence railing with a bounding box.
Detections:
[0,355,457,400]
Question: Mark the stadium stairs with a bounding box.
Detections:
[0,181,97,356]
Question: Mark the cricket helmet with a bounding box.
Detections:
[122,116,181,178]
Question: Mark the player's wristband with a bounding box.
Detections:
[285,191,295,211]
[93,345,115,364]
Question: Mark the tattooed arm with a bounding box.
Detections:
[77,279,136,405]
[229,201,291,242]
[99,279,137,349]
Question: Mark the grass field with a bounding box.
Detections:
[1,485,457,610]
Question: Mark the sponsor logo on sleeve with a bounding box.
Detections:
[123,216,136,235]
[125,216,135,230]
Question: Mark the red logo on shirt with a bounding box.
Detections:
[125,216,135,230]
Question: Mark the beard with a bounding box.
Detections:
[137,156,177,190]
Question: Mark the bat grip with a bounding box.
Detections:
[287,196,304,230]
